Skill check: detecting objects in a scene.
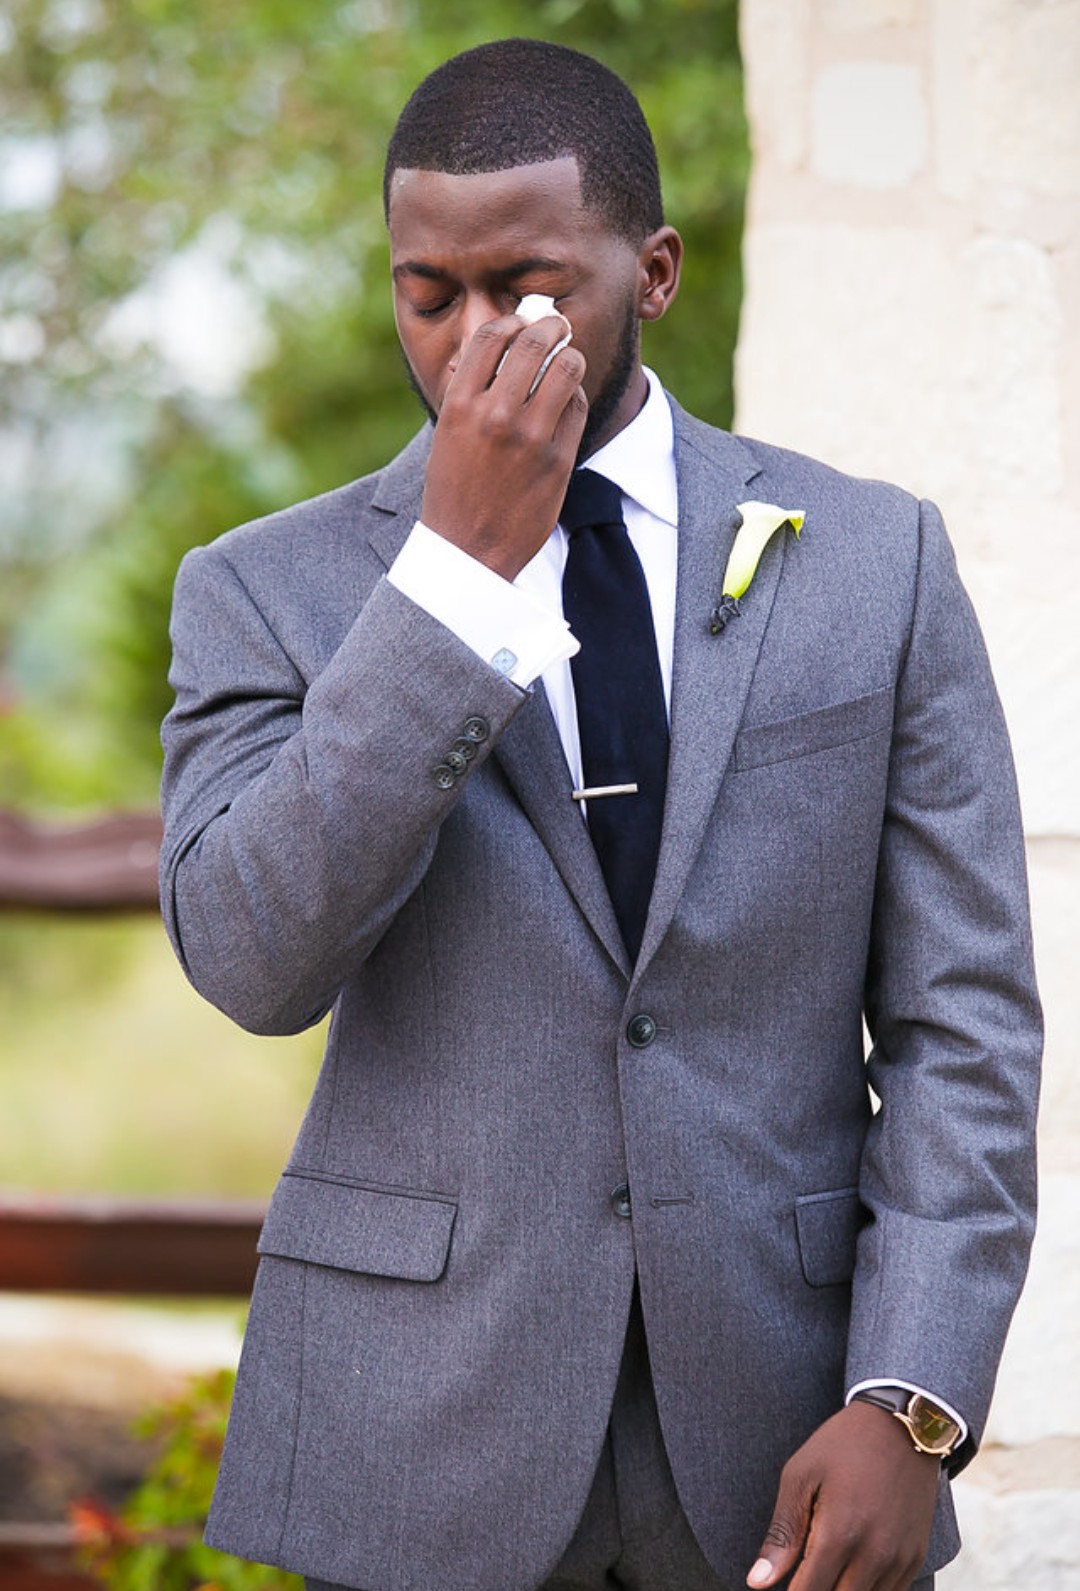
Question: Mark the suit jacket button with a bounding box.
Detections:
[463,715,490,743]
[610,1184,632,1219]
[445,750,469,775]
[452,736,478,762]
[432,764,456,790]
[627,1014,657,1048]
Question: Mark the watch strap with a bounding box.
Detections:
[850,1385,962,1458]
[851,1385,911,1418]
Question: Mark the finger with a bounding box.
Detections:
[493,317,576,401]
[449,314,527,395]
[748,1476,815,1588]
[538,341,585,414]
[876,1552,932,1591]
[519,308,573,356]
[785,1535,854,1591]
[549,368,588,454]
[515,305,571,340]
[524,321,577,402]
[788,1522,924,1591]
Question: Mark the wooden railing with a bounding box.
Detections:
[0,811,162,912]
[0,1193,265,1589]
[0,1192,264,1296]
[1,812,262,1586]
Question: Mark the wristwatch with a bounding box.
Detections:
[851,1386,963,1458]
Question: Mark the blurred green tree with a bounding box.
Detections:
[0,0,747,810]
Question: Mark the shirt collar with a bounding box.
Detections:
[579,366,677,527]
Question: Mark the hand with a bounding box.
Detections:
[747,1401,941,1591]
[420,311,588,580]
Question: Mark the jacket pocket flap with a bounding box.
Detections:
[735,688,894,770]
[257,1172,456,1282]
[794,1186,865,1287]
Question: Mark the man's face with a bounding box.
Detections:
[388,157,647,459]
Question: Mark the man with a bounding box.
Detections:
[159,39,1041,1591]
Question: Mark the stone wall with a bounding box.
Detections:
[735,2,1080,1585]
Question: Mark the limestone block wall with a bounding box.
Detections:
[735,2,1080,1585]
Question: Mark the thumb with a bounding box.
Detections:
[747,1469,813,1588]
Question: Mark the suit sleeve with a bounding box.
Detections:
[849,498,1042,1473]
[159,544,526,1035]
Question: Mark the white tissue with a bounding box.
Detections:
[516,293,563,326]
[495,294,573,392]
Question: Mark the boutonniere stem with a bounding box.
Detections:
[709,501,804,634]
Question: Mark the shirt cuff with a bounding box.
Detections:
[387,522,578,689]
[845,1379,969,1446]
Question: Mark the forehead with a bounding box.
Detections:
[388,156,614,265]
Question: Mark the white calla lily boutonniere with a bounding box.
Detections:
[709,501,805,634]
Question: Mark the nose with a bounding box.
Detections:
[448,292,503,374]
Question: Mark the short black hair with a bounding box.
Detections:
[384,39,664,245]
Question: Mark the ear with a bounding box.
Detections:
[637,226,683,323]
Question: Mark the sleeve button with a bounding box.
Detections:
[432,764,456,790]
[463,716,490,743]
[445,750,469,775]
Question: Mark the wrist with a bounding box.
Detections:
[850,1385,962,1459]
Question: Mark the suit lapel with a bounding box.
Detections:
[492,696,631,976]
[365,429,630,976]
[366,425,433,568]
[364,406,783,979]
[635,404,776,973]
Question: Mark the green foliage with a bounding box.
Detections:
[75,1368,301,1591]
[1,0,747,811]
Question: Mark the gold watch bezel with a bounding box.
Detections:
[895,1392,962,1457]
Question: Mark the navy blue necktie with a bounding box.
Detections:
[561,469,669,961]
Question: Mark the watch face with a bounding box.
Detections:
[907,1395,961,1454]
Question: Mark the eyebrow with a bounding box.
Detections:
[393,256,570,282]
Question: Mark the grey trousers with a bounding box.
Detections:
[539,1285,731,1590]
[305,1288,936,1591]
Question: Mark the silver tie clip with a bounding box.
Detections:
[571,783,639,802]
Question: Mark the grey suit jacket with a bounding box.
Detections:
[160,399,1041,1591]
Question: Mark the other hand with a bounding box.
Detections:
[420,310,588,580]
[746,1401,941,1591]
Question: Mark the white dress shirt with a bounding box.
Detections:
[388,367,677,793]
[386,365,968,1448]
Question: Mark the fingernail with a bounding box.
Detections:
[747,1560,773,1588]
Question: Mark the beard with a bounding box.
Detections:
[575,295,638,464]
[401,346,439,427]
[400,295,641,468]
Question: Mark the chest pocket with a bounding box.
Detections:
[735,687,894,771]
